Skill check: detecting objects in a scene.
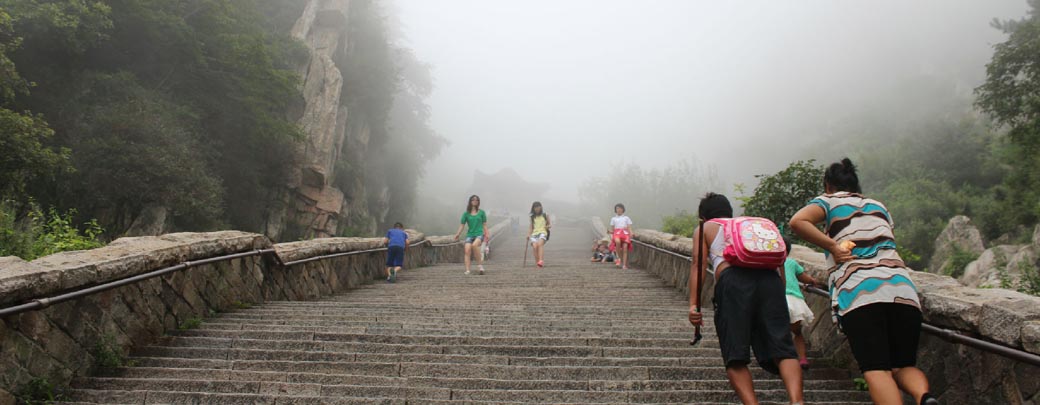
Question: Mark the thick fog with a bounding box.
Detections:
[396,0,1028,207]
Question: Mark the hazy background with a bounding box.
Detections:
[395,0,1028,208]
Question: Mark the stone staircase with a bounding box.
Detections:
[63,226,871,404]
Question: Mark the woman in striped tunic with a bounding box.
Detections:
[789,158,937,405]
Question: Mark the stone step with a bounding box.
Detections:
[63,388,872,405]
[195,320,715,334]
[163,331,708,348]
[94,368,857,391]
[176,326,715,340]
[70,380,870,403]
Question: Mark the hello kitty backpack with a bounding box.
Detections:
[707,217,787,269]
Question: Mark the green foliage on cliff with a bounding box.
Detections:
[0,201,105,260]
[0,0,307,235]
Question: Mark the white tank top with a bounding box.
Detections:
[701,221,727,271]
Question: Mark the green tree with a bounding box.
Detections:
[742,160,824,236]
[0,7,72,200]
[976,0,1040,229]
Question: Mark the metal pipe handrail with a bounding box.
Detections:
[630,237,1040,368]
[0,249,275,318]
[0,235,467,317]
[280,239,431,267]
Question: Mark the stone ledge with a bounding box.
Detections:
[623,227,1040,356]
[271,229,426,263]
[0,231,270,307]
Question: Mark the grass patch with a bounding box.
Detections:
[16,378,68,404]
[92,334,133,370]
[177,317,203,330]
[853,377,869,392]
[942,246,979,279]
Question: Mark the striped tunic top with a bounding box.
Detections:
[809,192,920,322]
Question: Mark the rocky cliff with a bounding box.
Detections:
[264,0,388,241]
[932,215,1040,292]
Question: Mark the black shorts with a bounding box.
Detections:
[712,266,798,374]
[386,246,405,267]
[839,303,922,372]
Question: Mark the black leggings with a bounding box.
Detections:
[840,303,922,372]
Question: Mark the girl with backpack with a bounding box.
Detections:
[609,203,633,269]
[688,193,804,405]
[789,159,937,405]
[527,201,551,268]
[453,195,489,275]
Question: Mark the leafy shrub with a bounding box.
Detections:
[16,377,68,405]
[942,246,979,279]
[177,317,203,331]
[661,212,697,237]
[92,334,130,370]
[742,160,824,237]
[0,201,104,260]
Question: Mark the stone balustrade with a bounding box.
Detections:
[0,219,512,401]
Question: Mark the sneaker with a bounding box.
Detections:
[478,265,485,275]
[622,265,629,270]
[465,269,471,275]
[799,359,810,370]
[921,393,939,405]
[386,276,392,283]
[537,260,544,268]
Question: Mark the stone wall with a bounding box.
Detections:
[0,228,470,399]
[596,218,1040,405]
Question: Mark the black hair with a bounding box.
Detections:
[824,158,862,194]
[698,193,732,221]
[466,195,481,213]
[393,222,404,229]
[614,203,626,214]
[783,236,792,255]
[530,201,544,217]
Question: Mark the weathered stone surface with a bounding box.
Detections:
[930,215,986,274]
[1023,321,1040,355]
[273,237,385,263]
[962,245,1024,288]
[300,165,327,188]
[0,257,52,307]
[789,245,829,279]
[124,204,169,237]
[919,283,1019,332]
[979,291,1040,347]
[0,387,13,405]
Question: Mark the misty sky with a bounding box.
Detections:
[395,1,1029,202]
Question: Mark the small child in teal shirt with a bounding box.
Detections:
[783,237,819,369]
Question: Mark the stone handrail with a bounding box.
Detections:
[0,223,499,398]
[592,217,1040,403]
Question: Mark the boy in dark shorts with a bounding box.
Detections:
[383,222,408,283]
[688,193,803,405]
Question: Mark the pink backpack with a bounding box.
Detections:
[707,217,787,269]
